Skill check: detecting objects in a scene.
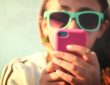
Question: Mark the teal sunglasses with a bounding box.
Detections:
[43,10,104,32]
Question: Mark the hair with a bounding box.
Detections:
[98,0,108,11]
[40,0,110,19]
[98,0,110,20]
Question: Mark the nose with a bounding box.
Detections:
[67,20,78,30]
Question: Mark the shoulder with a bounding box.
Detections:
[23,51,48,70]
[0,51,48,85]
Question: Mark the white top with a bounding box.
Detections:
[0,51,48,85]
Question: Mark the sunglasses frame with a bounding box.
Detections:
[44,10,104,32]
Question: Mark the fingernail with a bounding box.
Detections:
[83,55,88,61]
[66,45,72,49]
[56,70,62,74]
[53,58,59,64]
[53,51,58,56]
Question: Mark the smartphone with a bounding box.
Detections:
[55,29,87,52]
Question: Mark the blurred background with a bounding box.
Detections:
[0,0,110,77]
[0,0,45,76]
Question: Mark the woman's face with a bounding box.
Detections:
[41,0,108,49]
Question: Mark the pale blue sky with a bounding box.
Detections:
[0,0,45,75]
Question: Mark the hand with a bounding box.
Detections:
[40,60,67,85]
[40,45,101,85]
[52,45,101,85]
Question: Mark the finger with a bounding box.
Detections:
[66,45,99,67]
[53,58,88,78]
[56,70,77,85]
[42,70,69,82]
[91,52,100,67]
[54,51,78,63]
[53,51,100,80]
[43,81,67,85]
[66,45,90,56]
[50,81,67,85]
[54,51,89,69]
[83,51,99,67]
[45,61,56,73]
[41,71,67,85]
[44,71,60,81]
[54,47,91,65]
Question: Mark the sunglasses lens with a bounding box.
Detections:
[79,13,99,30]
[50,12,69,28]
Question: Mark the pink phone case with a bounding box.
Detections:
[55,29,87,52]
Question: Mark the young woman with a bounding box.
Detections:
[0,0,110,85]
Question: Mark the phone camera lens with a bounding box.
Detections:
[58,31,68,37]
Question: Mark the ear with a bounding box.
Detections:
[97,20,110,38]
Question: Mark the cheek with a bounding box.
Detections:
[48,29,57,49]
[86,32,98,49]
[48,29,100,50]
